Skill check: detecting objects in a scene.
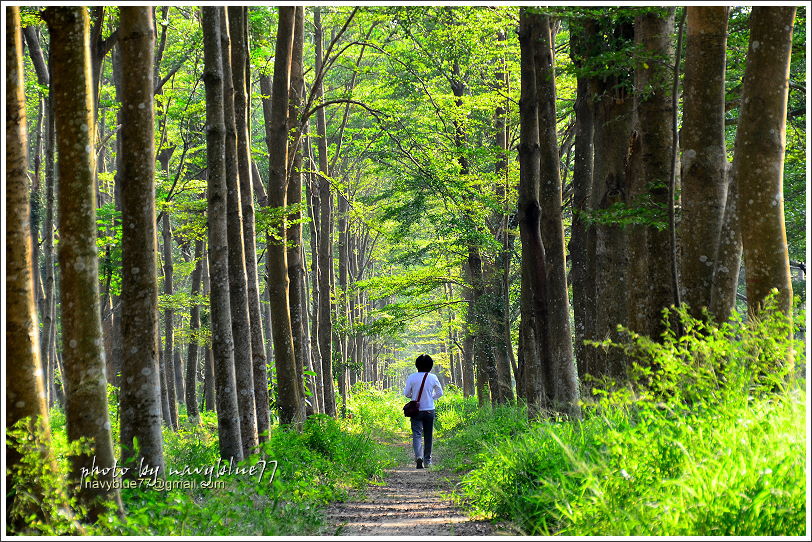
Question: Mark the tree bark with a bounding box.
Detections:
[627,9,677,340]
[337,189,350,414]
[118,6,166,476]
[533,13,580,416]
[161,212,179,430]
[568,18,597,382]
[6,7,66,527]
[43,6,123,519]
[185,239,204,424]
[306,145,324,413]
[228,6,269,440]
[221,9,259,452]
[201,6,243,462]
[517,9,551,416]
[314,7,337,417]
[201,247,217,412]
[286,6,312,417]
[588,18,635,382]
[735,7,796,318]
[265,6,306,426]
[680,7,730,319]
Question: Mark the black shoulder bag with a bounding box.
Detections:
[403,372,429,418]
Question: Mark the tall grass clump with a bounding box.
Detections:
[449,296,807,536]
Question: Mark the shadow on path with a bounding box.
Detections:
[324,442,499,536]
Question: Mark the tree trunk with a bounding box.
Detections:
[118,6,166,476]
[286,6,312,417]
[533,13,580,416]
[201,6,243,462]
[314,7,337,417]
[6,7,66,527]
[221,9,258,452]
[568,18,597,382]
[265,6,306,426]
[185,239,204,424]
[201,247,216,412]
[228,6,269,440]
[588,18,635,382]
[627,9,677,340]
[487,30,515,404]
[306,151,324,413]
[161,212,179,430]
[680,7,730,319]
[337,189,350,414]
[736,7,796,318]
[710,173,742,322]
[43,6,123,519]
[517,9,551,416]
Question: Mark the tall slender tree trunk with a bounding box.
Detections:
[265,6,306,426]
[286,6,313,416]
[680,7,730,319]
[185,239,204,424]
[517,9,550,416]
[736,7,796,319]
[337,190,350,414]
[201,6,243,461]
[161,213,179,430]
[314,7,337,417]
[220,10,258,452]
[306,151,324,413]
[118,6,166,475]
[488,30,515,404]
[43,6,123,519]
[228,6,269,440]
[569,19,596,382]
[533,13,580,416]
[201,247,217,412]
[6,8,66,527]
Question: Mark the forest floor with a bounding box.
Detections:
[323,438,503,536]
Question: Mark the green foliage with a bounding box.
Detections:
[5,418,80,535]
[344,383,411,436]
[441,304,806,535]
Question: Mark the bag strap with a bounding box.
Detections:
[416,372,429,402]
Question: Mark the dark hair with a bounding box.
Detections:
[415,354,434,372]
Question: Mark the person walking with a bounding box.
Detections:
[403,354,443,469]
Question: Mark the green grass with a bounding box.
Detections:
[439,301,807,536]
[9,388,400,536]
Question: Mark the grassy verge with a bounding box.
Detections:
[9,387,401,536]
[437,304,807,536]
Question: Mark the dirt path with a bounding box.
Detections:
[325,443,497,536]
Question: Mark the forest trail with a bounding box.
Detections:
[324,441,499,536]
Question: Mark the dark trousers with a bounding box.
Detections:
[410,409,435,461]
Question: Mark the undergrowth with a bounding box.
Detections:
[441,299,807,536]
[8,388,399,536]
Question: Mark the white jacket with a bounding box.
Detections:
[403,372,443,411]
